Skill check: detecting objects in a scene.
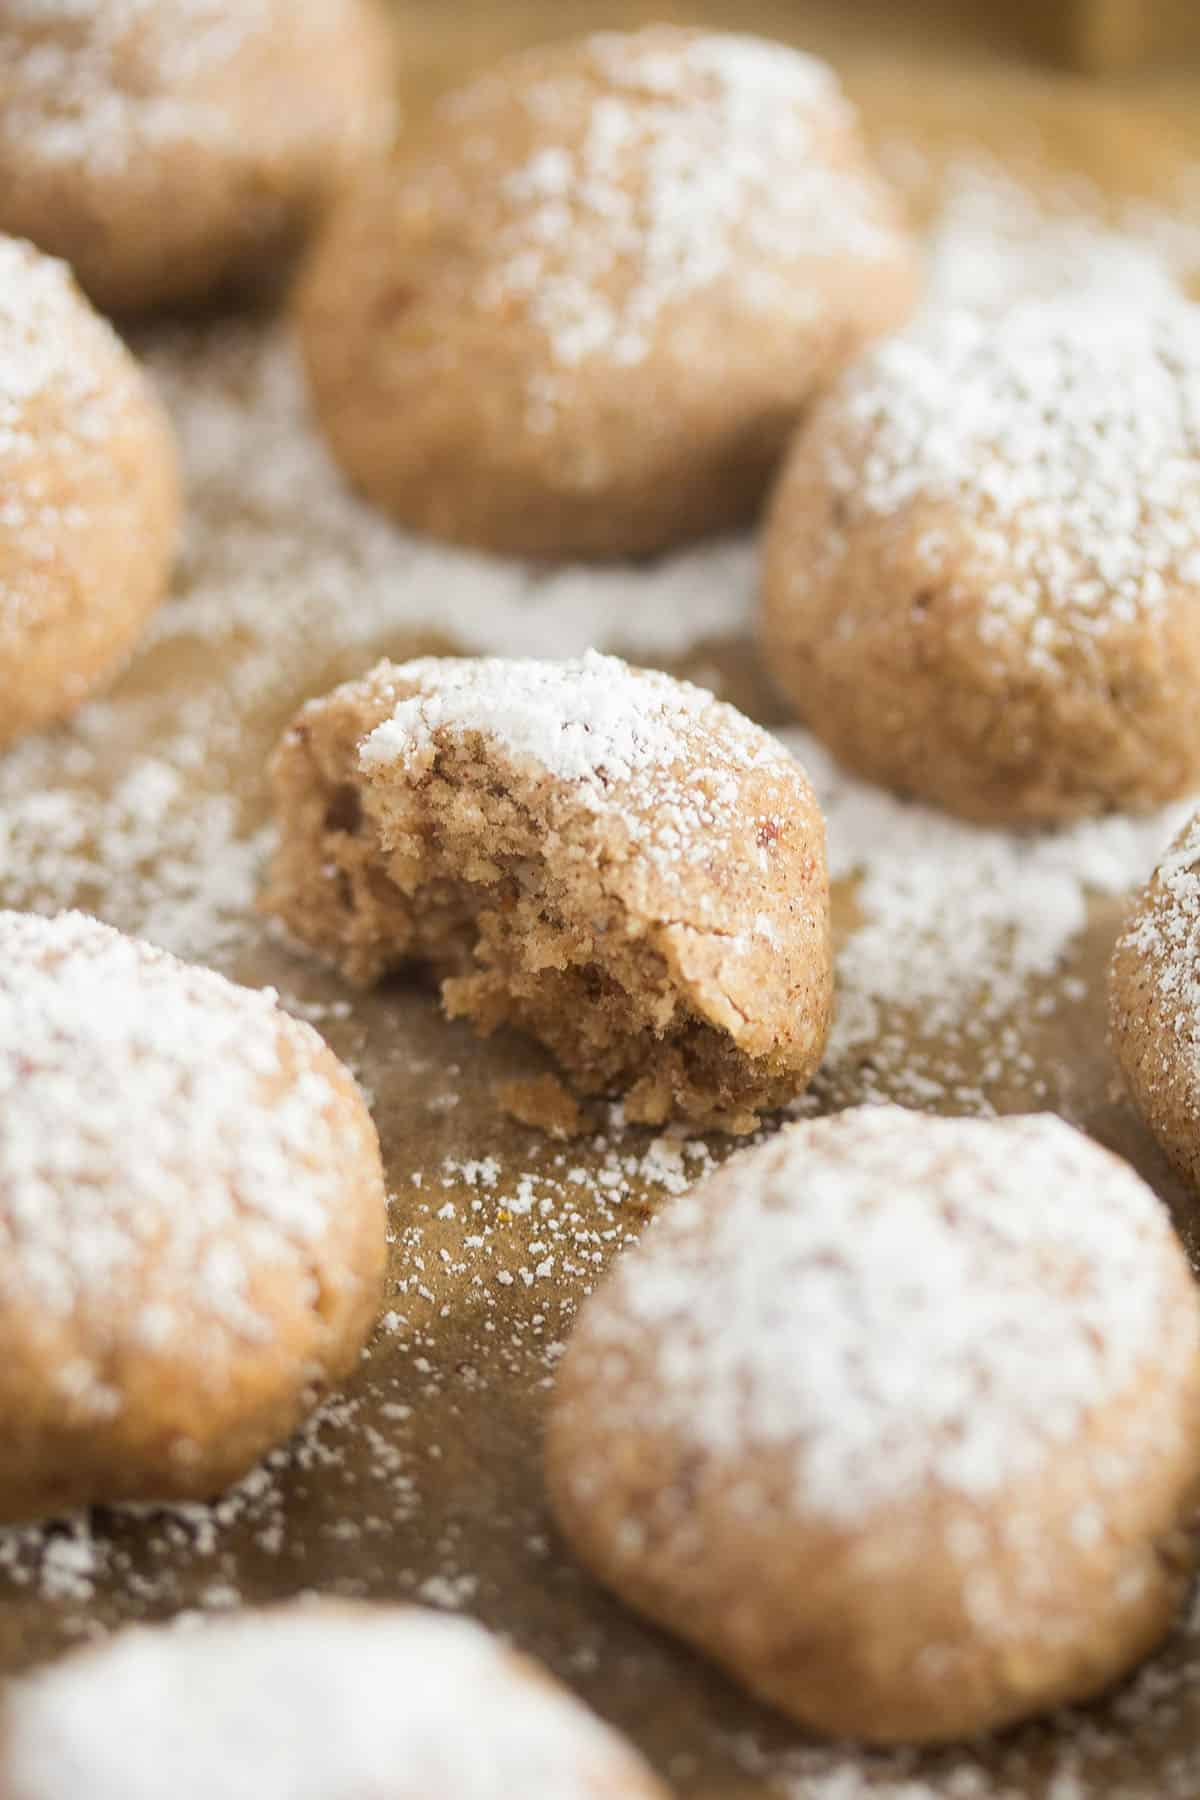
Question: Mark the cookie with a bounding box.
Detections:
[0,0,395,315]
[0,1602,669,1800]
[760,295,1200,824]
[0,910,386,1523]
[296,26,918,559]
[261,652,832,1133]
[546,1106,1200,1744]
[0,236,178,750]
[1111,809,1200,1187]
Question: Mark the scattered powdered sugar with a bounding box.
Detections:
[0,124,1199,1800]
[1,1604,655,1800]
[0,910,347,1349]
[459,26,903,369]
[781,727,1194,1107]
[582,1107,1191,1522]
[0,322,753,962]
[816,293,1200,661]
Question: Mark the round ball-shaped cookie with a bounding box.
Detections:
[1111,808,1200,1188]
[0,0,395,315]
[0,236,178,750]
[297,26,919,560]
[261,650,833,1133]
[546,1106,1200,1744]
[760,295,1200,824]
[0,1601,669,1800]
[0,909,386,1523]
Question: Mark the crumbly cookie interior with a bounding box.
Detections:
[299,742,799,1131]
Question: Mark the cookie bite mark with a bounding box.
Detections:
[262,652,833,1132]
[547,1107,1200,1744]
[0,910,386,1523]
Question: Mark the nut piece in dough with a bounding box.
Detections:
[0,236,178,750]
[546,1106,1200,1744]
[1111,808,1200,1188]
[297,26,918,559]
[0,1601,670,1800]
[0,910,386,1524]
[0,0,396,315]
[760,296,1200,824]
[261,652,832,1133]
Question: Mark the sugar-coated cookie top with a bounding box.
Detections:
[0,911,350,1341]
[0,0,363,169]
[1,1604,662,1800]
[434,26,906,369]
[1119,811,1200,1064]
[574,1106,1194,1521]
[813,295,1200,654]
[0,236,123,451]
[358,650,807,886]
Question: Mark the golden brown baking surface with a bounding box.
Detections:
[1,6,1200,1794]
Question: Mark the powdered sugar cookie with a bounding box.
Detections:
[547,1106,1200,1743]
[0,236,178,750]
[0,1602,669,1800]
[760,294,1200,824]
[262,652,832,1133]
[0,910,386,1523]
[297,26,918,559]
[1111,809,1200,1188]
[0,0,395,315]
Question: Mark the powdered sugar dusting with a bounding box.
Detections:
[358,650,801,900]
[2,1604,656,1800]
[361,648,763,793]
[0,910,347,1351]
[0,0,327,171]
[0,127,1199,1800]
[1120,811,1200,1071]
[581,1107,1190,1523]
[781,727,1194,1109]
[814,294,1200,664]
[0,235,114,427]
[461,27,904,369]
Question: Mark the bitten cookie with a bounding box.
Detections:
[760,295,1200,824]
[1111,809,1200,1188]
[0,0,395,314]
[261,652,832,1133]
[297,26,918,559]
[0,1602,669,1800]
[0,910,386,1523]
[0,236,178,749]
[546,1106,1200,1744]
